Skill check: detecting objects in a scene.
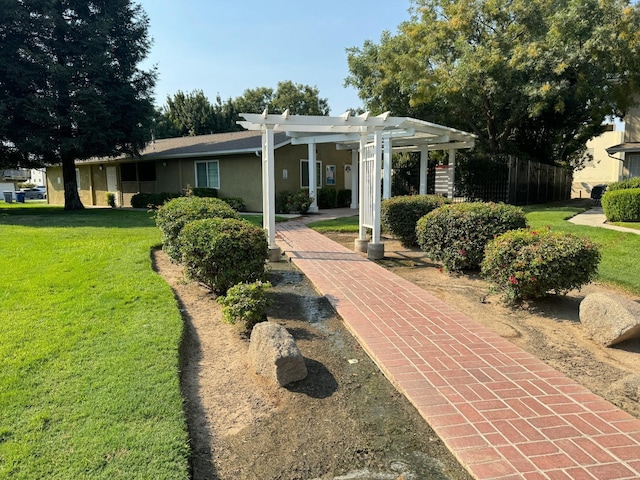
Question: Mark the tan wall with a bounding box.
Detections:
[218,156,262,211]
[46,166,64,205]
[572,129,624,198]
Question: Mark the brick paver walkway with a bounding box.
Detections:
[276,220,640,480]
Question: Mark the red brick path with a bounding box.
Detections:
[276,220,640,480]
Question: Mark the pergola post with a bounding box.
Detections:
[262,126,281,261]
[355,130,369,253]
[419,145,428,195]
[383,136,392,200]
[350,148,358,209]
[447,149,456,200]
[367,128,385,260]
[308,142,318,213]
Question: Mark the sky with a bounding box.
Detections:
[137,1,414,114]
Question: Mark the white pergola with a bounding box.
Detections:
[238,111,476,260]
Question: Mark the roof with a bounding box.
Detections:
[80,130,291,164]
[606,142,640,155]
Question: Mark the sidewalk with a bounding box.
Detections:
[569,206,640,235]
[276,220,640,480]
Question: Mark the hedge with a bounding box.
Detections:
[601,188,640,222]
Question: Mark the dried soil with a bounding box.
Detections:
[152,230,640,480]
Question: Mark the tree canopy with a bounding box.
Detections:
[0,0,156,209]
[154,81,330,139]
[346,0,640,168]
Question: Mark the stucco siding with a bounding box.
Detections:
[572,129,624,197]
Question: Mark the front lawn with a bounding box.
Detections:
[0,206,189,479]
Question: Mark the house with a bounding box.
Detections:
[45,130,354,211]
[572,125,624,198]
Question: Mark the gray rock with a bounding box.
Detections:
[248,322,307,386]
[579,292,640,347]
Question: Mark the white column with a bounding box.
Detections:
[262,127,276,250]
[308,142,318,213]
[372,129,383,244]
[350,148,358,209]
[358,131,367,241]
[383,136,392,200]
[447,149,456,200]
[419,145,428,195]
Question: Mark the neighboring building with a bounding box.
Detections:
[30,169,46,187]
[604,99,640,186]
[45,130,353,210]
[572,125,624,198]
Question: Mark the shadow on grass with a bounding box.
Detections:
[0,205,156,228]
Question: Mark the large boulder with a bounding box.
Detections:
[248,322,307,386]
[579,292,640,347]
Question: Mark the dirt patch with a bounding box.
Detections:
[153,227,640,479]
[153,249,472,480]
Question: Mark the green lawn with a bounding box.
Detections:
[0,205,189,479]
[611,221,640,231]
[308,203,640,295]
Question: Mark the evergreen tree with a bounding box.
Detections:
[0,0,156,209]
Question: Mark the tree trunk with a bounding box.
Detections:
[61,154,84,210]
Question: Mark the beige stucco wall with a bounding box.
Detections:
[572,129,624,198]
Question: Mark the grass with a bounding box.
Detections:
[0,205,189,479]
[240,214,288,227]
[308,203,640,295]
[611,221,640,231]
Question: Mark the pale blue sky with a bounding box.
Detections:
[137,1,413,113]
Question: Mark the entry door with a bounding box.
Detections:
[106,166,118,206]
[344,164,352,190]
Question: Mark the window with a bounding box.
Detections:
[629,155,640,178]
[120,162,137,181]
[300,160,322,188]
[138,162,156,181]
[195,160,220,189]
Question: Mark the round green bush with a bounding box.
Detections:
[606,177,640,191]
[179,217,268,294]
[381,195,448,247]
[217,280,272,330]
[481,229,600,303]
[155,196,240,261]
[601,188,640,222]
[416,202,527,271]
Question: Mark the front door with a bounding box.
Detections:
[106,166,118,206]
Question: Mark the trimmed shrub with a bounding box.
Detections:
[416,202,527,271]
[180,217,268,294]
[601,188,640,222]
[217,280,272,330]
[606,177,640,191]
[317,187,337,209]
[482,229,601,304]
[131,192,181,209]
[275,189,312,214]
[106,192,116,208]
[220,196,246,212]
[155,196,240,261]
[381,195,449,247]
[337,189,352,208]
[191,187,218,198]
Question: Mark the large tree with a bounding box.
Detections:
[0,0,156,209]
[235,81,330,116]
[346,0,640,168]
